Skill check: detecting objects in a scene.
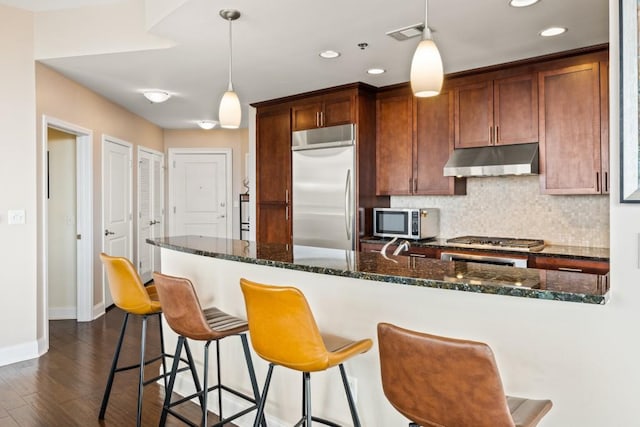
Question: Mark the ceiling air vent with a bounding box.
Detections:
[386,23,425,41]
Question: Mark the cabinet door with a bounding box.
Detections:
[323,96,353,127]
[256,108,291,204]
[415,90,463,195]
[376,93,414,195]
[494,73,538,145]
[257,203,291,244]
[454,80,493,148]
[292,102,322,131]
[539,63,601,194]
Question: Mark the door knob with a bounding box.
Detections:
[104,229,115,236]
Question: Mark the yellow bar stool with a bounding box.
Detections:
[377,322,553,427]
[239,278,373,427]
[153,272,265,427]
[98,253,173,427]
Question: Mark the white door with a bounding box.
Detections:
[102,137,133,307]
[137,148,164,283]
[170,150,231,238]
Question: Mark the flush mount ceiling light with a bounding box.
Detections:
[197,120,218,130]
[367,68,386,75]
[410,0,444,97]
[540,26,567,37]
[319,50,340,59]
[218,9,242,129]
[143,90,170,103]
[509,0,540,7]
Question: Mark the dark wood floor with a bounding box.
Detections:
[0,308,221,427]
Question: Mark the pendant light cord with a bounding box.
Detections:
[424,0,432,40]
[227,16,233,91]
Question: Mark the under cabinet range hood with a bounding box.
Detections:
[443,142,539,177]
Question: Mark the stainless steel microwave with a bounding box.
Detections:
[373,208,439,240]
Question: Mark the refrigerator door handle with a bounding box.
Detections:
[344,169,352,241]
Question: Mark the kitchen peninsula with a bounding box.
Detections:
[149,235,609,426]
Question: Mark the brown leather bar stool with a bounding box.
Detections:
[99,253,173,427]
[153,272,265,427]
[240,278,373,427]
[377,322,553,427]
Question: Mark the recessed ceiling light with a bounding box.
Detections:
[540,27,567,37]
[509,0,540,7]
[367,68,386,75]
[319,50,340,59]
[197,120,218,130]
[143,90,171,103]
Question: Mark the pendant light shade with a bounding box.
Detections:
[219,9,241,129]
[410,0,443,97]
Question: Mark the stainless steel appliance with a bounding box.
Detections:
[443,142,539,177]
[292,124,356,250]
[440,251,528,268]
[445,235,545,252]
[373,208,439,240]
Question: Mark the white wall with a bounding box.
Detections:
[0,5,39,364]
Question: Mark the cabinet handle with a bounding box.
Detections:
[319,111,324,127]
[414,178,417,192]
[558,267,583,273]
[605,171,608,192]
[596,172,600,192]
[495,125,499,144]
[409,178,413,193]
[409,253,427,258]
[285,206,289,221]
[490,126,493,144]
[285,189,289,203]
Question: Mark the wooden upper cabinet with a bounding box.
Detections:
[256,107,291,204]
[376,87,465,196]
[454,73,538,148]
[494,73,538,145]
[415,90,465,195]
[454,81,493,148]
[376,91,414,195]
[539,62,603,194]
[291,93,354,131]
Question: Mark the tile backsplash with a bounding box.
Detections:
[392,176,609,248]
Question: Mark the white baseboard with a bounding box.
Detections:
[170,374,288,427]
[93,302,105,320]
[0,340,39,368]
[48,306,77,320]
[37,335,48,356]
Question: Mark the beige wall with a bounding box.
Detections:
[47,129,77,318]
[0,5,38,363]
[36,63,164,313]
[163,128,249,239]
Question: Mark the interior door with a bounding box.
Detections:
[170,151,230,238]
[103,137,132,307]
[137,148,164,283]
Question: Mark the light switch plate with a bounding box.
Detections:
[8,209,25,225]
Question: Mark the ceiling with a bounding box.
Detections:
[2,0,609,129]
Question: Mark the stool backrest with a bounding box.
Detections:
[100,252,155,315]
[152,272,215,340]
[240,278,329,372]
[377,322,516,427]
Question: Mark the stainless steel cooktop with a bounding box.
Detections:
[446,236,545,252]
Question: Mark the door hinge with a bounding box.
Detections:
[173,160,176,168]
[139,261,142,269]
[173,206,176,214]
[76,234,82,240]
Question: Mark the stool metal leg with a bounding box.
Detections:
[339,363,361,427]
[303,372,312,427]
[157,313,169,390]
[99,312,130,420]
[241,334,267,427]
[135,314,149,427]
[253,364,274,427]
[216,340,223,421]
[202,341,211,427]
[160,336,184,427]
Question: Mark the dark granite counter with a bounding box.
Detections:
[360,236,610,262]
[148,235,609,305]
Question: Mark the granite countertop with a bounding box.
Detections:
[149,236,609,305]
[360,237,610,262]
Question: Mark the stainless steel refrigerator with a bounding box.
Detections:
[292,124,356,250]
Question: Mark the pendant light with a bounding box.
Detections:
[219,9,241,129]
[410,0,444,97]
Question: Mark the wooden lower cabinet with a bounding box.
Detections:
[257,203,291,244]
[528,256,609,274]
[360,242,439,259]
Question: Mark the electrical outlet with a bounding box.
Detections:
[347,376,358,403]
